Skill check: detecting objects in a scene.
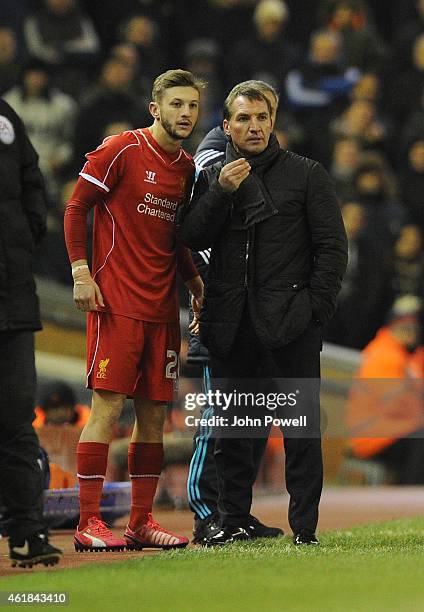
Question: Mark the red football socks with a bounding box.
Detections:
[128,442,164,530]
[77,442,109,529]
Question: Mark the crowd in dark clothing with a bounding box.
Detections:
[0,0,423,350]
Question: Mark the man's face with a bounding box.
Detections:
[224,95,272,157]
[151,86,200,141]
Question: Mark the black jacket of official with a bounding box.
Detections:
[180,134,348,358]
[0,99,47,331]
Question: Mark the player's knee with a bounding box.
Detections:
[90,390,125,425]
[135,400,166,436]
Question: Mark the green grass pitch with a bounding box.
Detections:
[2,517,424,611]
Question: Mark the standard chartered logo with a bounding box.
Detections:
[137,192,178,222]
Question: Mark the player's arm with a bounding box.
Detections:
[176,244,203,333]
[64,177,106,311]
[186,274,204,335]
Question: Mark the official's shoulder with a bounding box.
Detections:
[196,126,226,155]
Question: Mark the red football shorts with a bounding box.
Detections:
[86,312,180,401]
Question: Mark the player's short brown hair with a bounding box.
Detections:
[223,82,273,120]
[152,69,205,102]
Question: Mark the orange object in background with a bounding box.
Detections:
[33,404,90,428]
[32,404,90,429]
[347,327,424,459]
[49,462,77,489]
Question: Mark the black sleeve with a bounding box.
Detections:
[179,168,234,251]
[306,162,348,324]
[16,112,47,245]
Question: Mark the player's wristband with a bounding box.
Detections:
[72,264,90,276]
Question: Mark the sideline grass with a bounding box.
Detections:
[2,517,424,611]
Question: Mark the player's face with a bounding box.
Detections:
[224,95,272,157]
[153,86,200,141]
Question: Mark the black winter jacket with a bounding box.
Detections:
[180,137,348,358]
[0,99,47,331]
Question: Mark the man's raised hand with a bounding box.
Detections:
[218,158,251,193]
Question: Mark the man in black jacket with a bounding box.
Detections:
[0,99,62,567]
[187,81,284,544]
[181,83,347,545]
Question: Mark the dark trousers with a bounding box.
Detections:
[0,331,45,542]
[188,401,267,521]
[210,312,323,534]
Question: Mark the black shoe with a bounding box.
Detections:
[293,531,319,546]
[248,515,284,539]
[192,515,221,544]
[9,532,63,568]
[205,525,251,547]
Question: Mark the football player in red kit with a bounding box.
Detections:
[64,69,204,551]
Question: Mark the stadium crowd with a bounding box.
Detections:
[0,0,423,350]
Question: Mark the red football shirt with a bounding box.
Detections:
[65,128,197,322]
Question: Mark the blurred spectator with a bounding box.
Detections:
[0,27,20,95]
[82,0,177,53]
[318,0,373,27]
[393,34,424,127]
[329,136,362,201]
[400,139,424,230]
[109,42,151,107]
[273,109,305,151]
[184,38,223,150]
[102,120,133,139]
[0,0,31,51]
[226,0,299,92]
[395,0,424,70]
[330,99,388,154]
[174,0,256,57]
[23,0,99,67]
[349,72,381,104]
[320,0,387,71]
[117,14,167,84]
[3,59,77,203]
[324,202,392,348]
[34,179,77,286]
[401,104,424,158]
[347,295,424,484]
[33,381,89,489]
[352,156,404,245]
[34,382,90,428]
[390,225,424,300]
[72,55,150,168]
[285,29,359,164]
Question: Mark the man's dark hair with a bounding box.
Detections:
[152,69,205,102]
[223,82,273,120]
